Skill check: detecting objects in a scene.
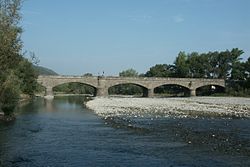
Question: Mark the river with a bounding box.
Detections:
[0,96,249,167]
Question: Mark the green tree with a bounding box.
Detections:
[0,0,22,74]
[187,52,207,78]
[214,48,243,79]
[206,51,219,78]
[0,0,22,116]
[0,0,39,116]
[245,58,250,92]
[119,68,138,77]
[230,48,244,79]
[145,64,174,77]
[0,71,20,115]
[231,61,246,80]
[236,57,250,94]
[174,52,189,77]
[15,58,38,96]
[245,57,250,78]
[83,73,93,77]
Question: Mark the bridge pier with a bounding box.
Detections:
[147,89,154,97]
[96,87,108,96]
[190,89,196,96]
[143,88,154,97]
[45,87,54,99]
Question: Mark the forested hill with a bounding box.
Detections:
[34,66,58,76]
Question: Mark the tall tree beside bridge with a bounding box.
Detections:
[144,48,249,96]
[119,68,138,77]
[145,64,175,77]
[174,52,189,78]
[0,0,22,116]
[0,0,38,117]
[170,49,244,79]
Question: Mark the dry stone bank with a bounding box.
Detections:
[86,97,250,118]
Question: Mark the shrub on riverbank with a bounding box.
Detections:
[0,71,20,116]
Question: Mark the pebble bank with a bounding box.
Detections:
[86,97,250,118]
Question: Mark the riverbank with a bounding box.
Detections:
[0,94,32,122]
[86,97,250,118]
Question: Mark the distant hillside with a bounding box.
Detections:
[34,66,58,76]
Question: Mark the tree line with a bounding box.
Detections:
[0,0,38,117]
[144,49,250,96]
[145,48,248,80]
[115,49,250,96]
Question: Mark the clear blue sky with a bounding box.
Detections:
[21,0,250,76]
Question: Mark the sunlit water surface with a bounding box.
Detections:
[0,96,249,167]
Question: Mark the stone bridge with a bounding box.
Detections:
[37,75,225,98]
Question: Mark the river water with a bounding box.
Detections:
[0,96,249,167]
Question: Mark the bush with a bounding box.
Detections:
[15,59,38,96]
[0,71,20,116]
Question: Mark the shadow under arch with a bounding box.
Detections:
[52,82,97,96]
[196,84,225,96]
[108,83,148,97]
[154,84,190,97]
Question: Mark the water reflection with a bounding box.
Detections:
[44,99,54,112]
[43,96,85,112]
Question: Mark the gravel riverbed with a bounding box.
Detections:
[86,97,250,118]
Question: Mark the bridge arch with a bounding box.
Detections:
[108,83,149,97]
[153,84,191,97]
[152,82,190,91]
[52,82,97,96]
[106,80,149,90]
[37,76,99,98]
[195,84,225,96]
[51,80,97,89]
